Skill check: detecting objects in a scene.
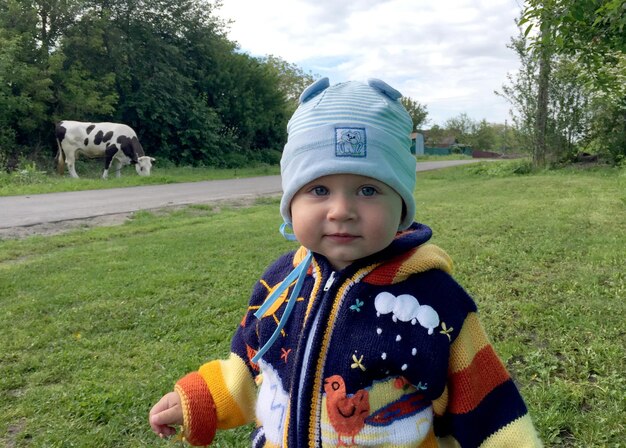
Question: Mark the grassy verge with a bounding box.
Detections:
[1,162,624,447]
[0,163,280,197]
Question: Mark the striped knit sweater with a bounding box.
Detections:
[175,223,542,447]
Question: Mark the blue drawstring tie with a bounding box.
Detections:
[252,250,312,363]
[279,222,298,241]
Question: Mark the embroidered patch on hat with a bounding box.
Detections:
[335,127,366,157]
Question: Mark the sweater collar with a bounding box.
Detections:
[309,221,433,273]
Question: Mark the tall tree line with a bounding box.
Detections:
[501,0,626,167]
[0,0,310,171]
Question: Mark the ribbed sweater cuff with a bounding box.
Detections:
[176,372,217,446]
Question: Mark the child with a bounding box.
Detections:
[149,78,542,447]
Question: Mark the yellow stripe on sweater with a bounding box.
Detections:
[304,259,323,322]
[174,383,193,440]
[432,385,449,416]
[393,243,453,282]
[449,312,491,374]
[293,246,323,323]
[479,414,543,447]
[198,354,256,429]
[438,435,462,447]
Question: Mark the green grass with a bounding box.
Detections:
[0,162,280,197]
[1,162,625,447]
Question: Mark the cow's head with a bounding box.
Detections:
[135,156,155,176]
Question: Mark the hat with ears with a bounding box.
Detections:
[280,77,416,230]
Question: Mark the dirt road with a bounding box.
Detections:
[0,159,485,238]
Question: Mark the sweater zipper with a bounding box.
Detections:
[296,269,337,446]
[323,271,336,291]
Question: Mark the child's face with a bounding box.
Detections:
[291,174,403,270]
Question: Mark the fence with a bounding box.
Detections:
[423,147,473,156]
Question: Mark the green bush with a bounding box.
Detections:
[466,159,533,176]
[4,161,48,185]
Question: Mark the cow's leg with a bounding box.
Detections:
[65,149,79,178]
[102,146,117,179]
[113,158,123,178]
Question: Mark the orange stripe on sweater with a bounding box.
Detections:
[362,251,410,285]
[448,345,510,414]
[175,372,217,446]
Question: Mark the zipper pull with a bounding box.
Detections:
[323,271,336,291]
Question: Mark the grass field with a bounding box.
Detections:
[1,161,625,447]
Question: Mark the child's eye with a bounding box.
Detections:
[311,186,329,196]
[359,186,378,196]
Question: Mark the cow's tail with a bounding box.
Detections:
[56,140,65,175]
[55,122,65,175]
[55,140,65,175]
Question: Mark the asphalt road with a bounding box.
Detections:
[0,159,485,229]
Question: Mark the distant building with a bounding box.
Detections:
[410,132,425,155]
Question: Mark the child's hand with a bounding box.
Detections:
[149,391,184,438]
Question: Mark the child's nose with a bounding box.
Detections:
[327,194,356,221]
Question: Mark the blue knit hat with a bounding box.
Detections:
[280,77,416,230]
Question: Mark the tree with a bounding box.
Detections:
[520,0,626,165]
[490,122,521,153]
[423,124,446,146]
[207,53,289,155]
[0,0,54,168]
[547,58,590,160]
[517,0,558,167]
[29,0,82,59]
[496,34,537,156]
[522,0,626,59]
[0,35,20,167]
[49,17,119,122]
[400,97,429,131]
[499,30,596,162]
[584,96,626,164]
[469,120,497,151]
[262,55,317,114]
[444,113,476,144]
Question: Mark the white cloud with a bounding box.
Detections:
[216,0,522,126]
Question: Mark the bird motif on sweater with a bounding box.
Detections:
[324,375,370,447]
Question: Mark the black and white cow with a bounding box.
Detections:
[55,121,155,179]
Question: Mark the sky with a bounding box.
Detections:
[215,0,525,128]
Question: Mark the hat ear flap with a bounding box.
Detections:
[299,77,330,104]
[367,78,402,101]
